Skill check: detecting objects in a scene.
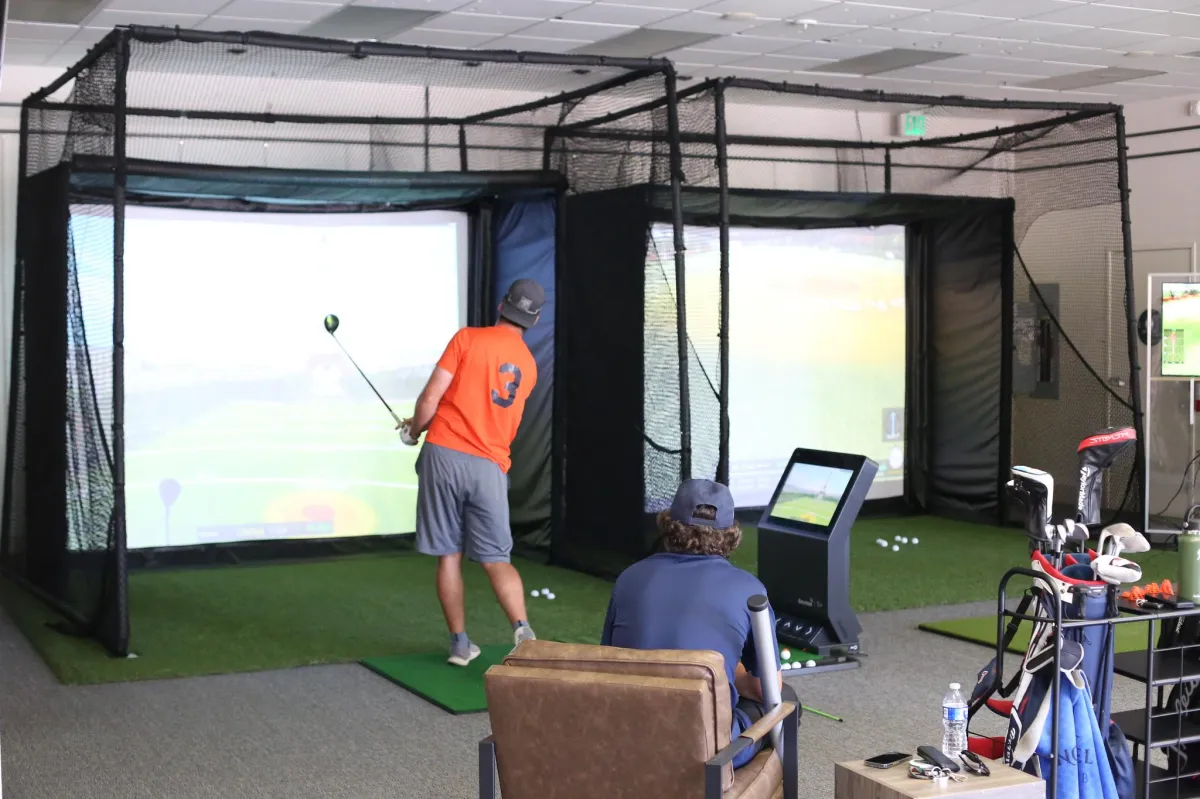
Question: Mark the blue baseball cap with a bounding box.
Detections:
[670,479,736,529]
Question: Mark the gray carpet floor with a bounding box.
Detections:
[0,600,1155,798]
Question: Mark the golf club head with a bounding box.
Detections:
[1009,466,1054,543]
[1102,522,1150,557]
[323,314,340,335]
[1092,554,1142,586]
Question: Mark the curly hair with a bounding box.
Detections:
[657,505,742,558]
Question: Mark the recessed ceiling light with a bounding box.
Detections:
[722,11,757,20]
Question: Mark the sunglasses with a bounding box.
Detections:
[959,751,991,777]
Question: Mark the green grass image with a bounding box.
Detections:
[771,492,839,526]
[126,397,420,549]
[1162,292,1200,377]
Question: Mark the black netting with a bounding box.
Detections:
[8,27,685,654]
[702,82,1138,521]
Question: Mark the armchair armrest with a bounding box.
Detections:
[704,701,800,799]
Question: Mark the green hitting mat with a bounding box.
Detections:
[920,615,1153,655]
[362,644,515,714]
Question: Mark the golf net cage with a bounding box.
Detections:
[4,25,685,656]
[554,77,1142,524]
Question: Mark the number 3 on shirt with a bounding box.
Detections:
[491,364,522,408]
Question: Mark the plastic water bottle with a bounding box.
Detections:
[941,682,968,760]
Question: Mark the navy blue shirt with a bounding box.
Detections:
[601,552,780,769]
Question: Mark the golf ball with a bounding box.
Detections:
[542,588,550,595]
[545,593,556,601]
[892,545,900,552]
[901,537,909,544]
[894,535,902,541]
[781,648,791,661]
[805,660,816,668]
[912,537,920,545]
[531,590,540,597]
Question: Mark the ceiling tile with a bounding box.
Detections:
[797,3,928,26]
[743,19,868,37]
[1034,3,1163,26]
[431,12,542,33]
[701,0,839,16]
[354,0,475,10]
[1103,0,1200,8]
[109,0,231,12]
[1045,27,1163,48]
[47,44,95,67]
[494,34,596,50]
[388,27,497,45]
[87,9,207,27]
[194,16,313,33]
[465,0,588,15]
[6,21,78,41]
[515,19,634,40]
[70,27,115,45]
[699,33,811,52]
[217,1,341,22]
[808,45,960,72]
[663,46,737,63]
[650,11,766,33]
[559,3,685,25]
[940,52,1096,73]
[609,0,717,8]
[774,40,891,58]
[573,26,717,52]
[900,12,1009,33]
[946,0,1072,18]
[836,26,950,46]
[967,18,1091,41]
[1110,11,1200,36]
[2,40,61,64]
[724,53,833,70]
[879,63,983,80]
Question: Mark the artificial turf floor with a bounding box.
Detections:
[1,515,1182,685]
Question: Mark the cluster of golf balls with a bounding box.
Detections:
[779,647,817,671]
[876,535,919,552]
[530,588,556,601]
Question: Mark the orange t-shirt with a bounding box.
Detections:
[425,325,538,473]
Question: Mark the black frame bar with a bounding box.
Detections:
[1115,110,1145,511]
[714,80,731,486]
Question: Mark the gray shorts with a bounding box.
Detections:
[415,442,512,563]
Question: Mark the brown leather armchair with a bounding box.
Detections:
[479,640,799,799]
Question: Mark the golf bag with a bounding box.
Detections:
[967,552,1130,799]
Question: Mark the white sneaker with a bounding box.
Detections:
[448,639,481,667]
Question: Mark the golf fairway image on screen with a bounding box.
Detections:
[71,206,467,549]
[771,464,854,527]
[650,224,905,507]
[1162,283,1200,378]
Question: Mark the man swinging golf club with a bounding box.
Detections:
[399,279,544,666]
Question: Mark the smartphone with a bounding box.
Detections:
[865,752,910,769]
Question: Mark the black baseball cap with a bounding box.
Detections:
[670,479,736,529]
[499,279,545,329]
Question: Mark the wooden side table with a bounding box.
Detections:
[835,758,1043,799]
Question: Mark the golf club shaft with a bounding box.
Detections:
[330,334,401,425]
[802,706,843,723]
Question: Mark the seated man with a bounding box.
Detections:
[601,478,797,768]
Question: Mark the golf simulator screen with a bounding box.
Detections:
[1162,282,1200,377]
[767,463,854,529]
[72,206,468,549]
[652,224,906,506]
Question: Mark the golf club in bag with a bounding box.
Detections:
[972,428,1141,799]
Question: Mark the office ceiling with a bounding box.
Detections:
[10,0,1200,103]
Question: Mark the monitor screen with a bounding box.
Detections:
[767,462,855,529]
[1162,282,1200,378]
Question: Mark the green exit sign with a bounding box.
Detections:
[901,113,927,137]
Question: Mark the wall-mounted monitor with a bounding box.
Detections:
[1161,282,1200,378]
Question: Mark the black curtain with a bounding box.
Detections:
[907,211,1010,520]
[492,197,557,551]
[558,188,650,577]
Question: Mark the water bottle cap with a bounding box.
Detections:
[949,683,961,690]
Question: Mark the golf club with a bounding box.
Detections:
[323,314,402,428]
